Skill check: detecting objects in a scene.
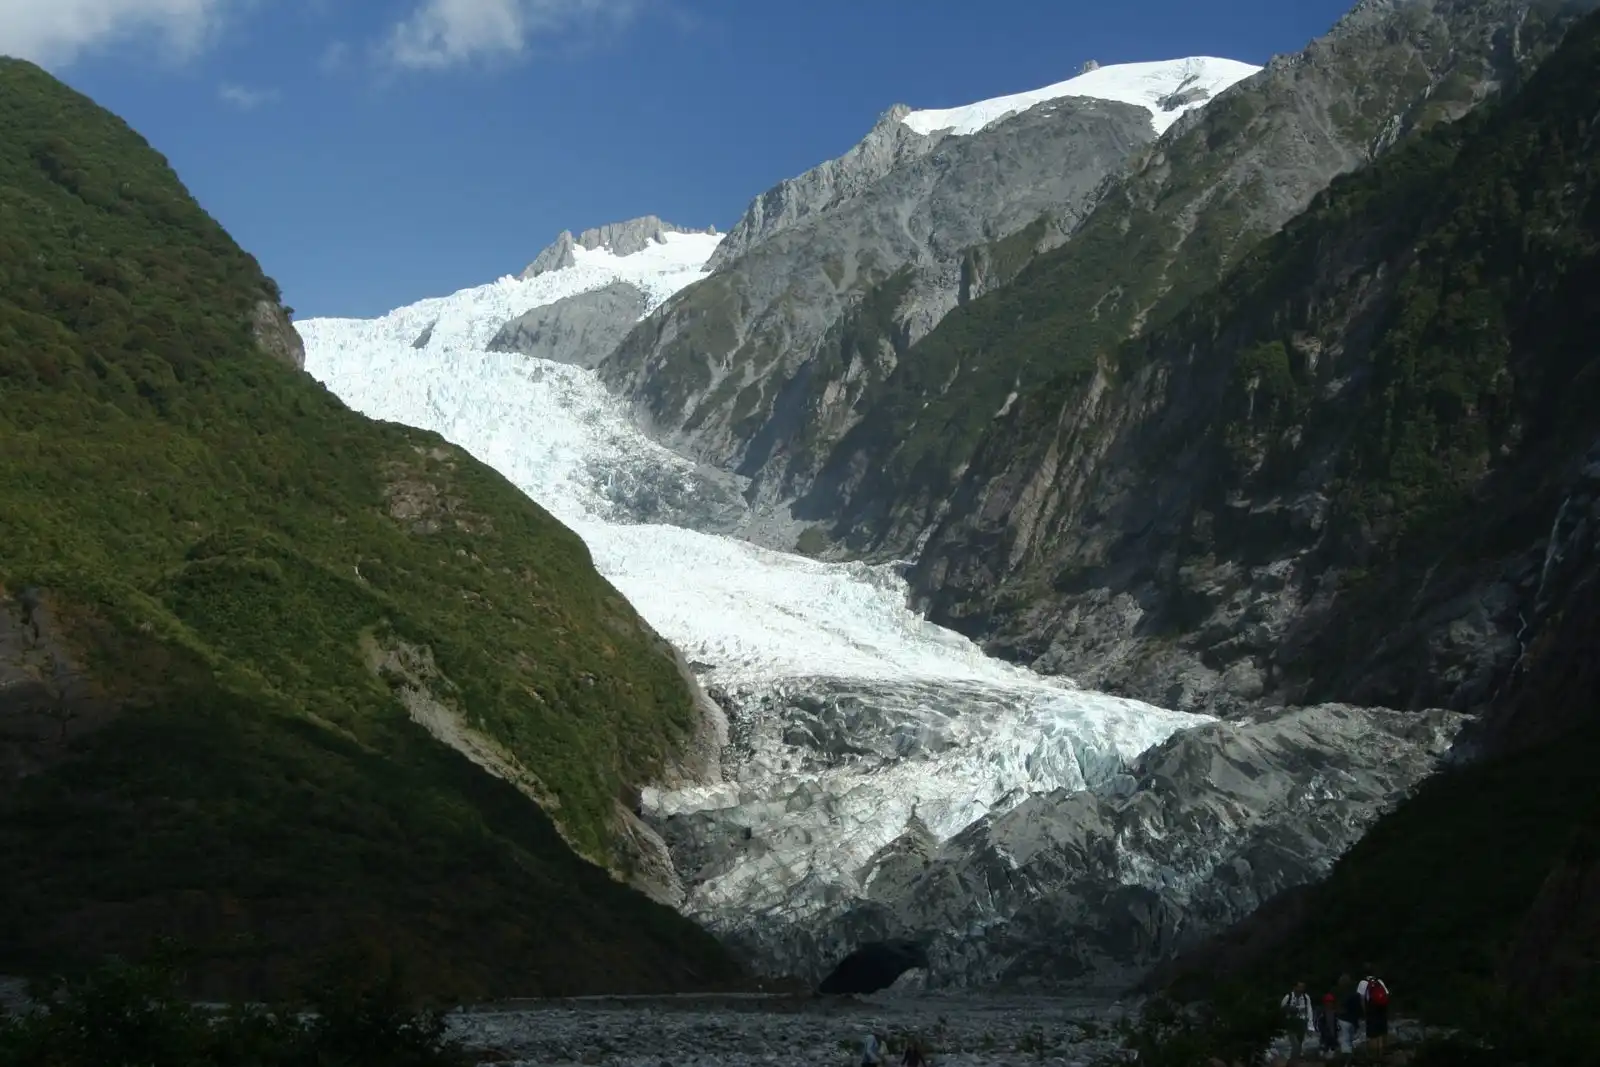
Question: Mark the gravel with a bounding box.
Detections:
[449,991,1134,1067]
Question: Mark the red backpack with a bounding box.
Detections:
[1365,977,1390,1008]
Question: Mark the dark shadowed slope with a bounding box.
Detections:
[1139,9,1600,1042]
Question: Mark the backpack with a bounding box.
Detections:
[1365,977,1390,1008]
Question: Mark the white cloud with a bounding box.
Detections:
[0,0,229,67]
[382,0,638,70]
[218,82,279,108]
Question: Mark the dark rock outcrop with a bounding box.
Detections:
[1503,824,1600,1009]
[412,318,437,349]
[249,299,305,369]
[487,281,650,368]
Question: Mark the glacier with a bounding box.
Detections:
[299,231,1211,951]
[300,173,1459,988]
[901,56,1263,138]
[299,232,1202,717]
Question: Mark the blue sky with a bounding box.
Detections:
[7,0,1353,319]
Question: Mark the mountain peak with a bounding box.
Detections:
[522,216,720,279]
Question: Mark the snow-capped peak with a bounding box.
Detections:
[901,56,1263,138]
[522,216,721,279]
[303,228,722,357]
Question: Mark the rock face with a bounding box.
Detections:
[487,280,650,368]
[647,692,1462,989]
[250,298,305,369]
[868,0,1600,723]
[703,104,933,267]
[592,1,1580,554]
[596,94,1159,512]
[805,0,1575,568]
[523,216,718,278]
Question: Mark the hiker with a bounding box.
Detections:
[1315,992,1339,1058]
[1279,980,1314,1062]
[901,1035,930,1066]
[860,1030,886,1066]
[1337,974,1363,1054]
[1358,969,1391,1058]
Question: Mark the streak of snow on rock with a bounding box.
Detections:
[902,56,1262,137]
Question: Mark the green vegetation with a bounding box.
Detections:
[629,271,738,420]
[1157,726,1600,1064]
[1276,729,1600,1022]
[0,953,469,1066]
[1096,993,1286,1067]
[0,58,740,995]
[1143,16,1600,1047]
[1325,35,1600,556]
[794,526,830,558]
[970,215,1053,293]
[1219,340,1306,477]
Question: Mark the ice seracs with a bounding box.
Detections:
[901,56,1263,137]
[299,221,1223,984]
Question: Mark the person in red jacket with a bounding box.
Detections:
[1315,992,1339,1057]
[1358,968,1391,1058]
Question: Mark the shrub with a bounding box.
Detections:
[0,954,469,1067]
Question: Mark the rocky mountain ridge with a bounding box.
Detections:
[523,215,719,278]
[880,0,1600,720]
[586,1,1577,560]
[596,92,1164,513]
[704,104,929,268]
[1139,19,1600,1031]
[799,0,1583,564]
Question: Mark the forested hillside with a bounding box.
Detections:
[0,57,740,998]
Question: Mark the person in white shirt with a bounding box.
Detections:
[1279,981,1315,1063]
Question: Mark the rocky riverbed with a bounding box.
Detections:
[450,992,1132,1067]
[450,991,1442,1067]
